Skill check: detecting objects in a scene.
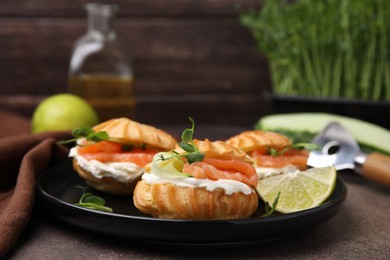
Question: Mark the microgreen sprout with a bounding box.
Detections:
[269,143,319,157]
[57,126,109,145]
[75,186,113,213]
[159,117,205,164]
[240,0,390,101]
[262,191,281,217]
[121,144,134,152]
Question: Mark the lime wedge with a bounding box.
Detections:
[257,166,337,214]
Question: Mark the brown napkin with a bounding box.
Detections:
[0,131,72,258]
[0,110,31,138]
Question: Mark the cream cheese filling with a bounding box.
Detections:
[255,164,299,180]
[142,171,254,195]
[69,147,143,183]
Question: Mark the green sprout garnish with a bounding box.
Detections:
[57,126,109,145]
[159,117,205,164]
[262,191,281,217]
[75,186,113,213]
[121,144,134,151]
[57,126,147,151]
[269,143,319,157]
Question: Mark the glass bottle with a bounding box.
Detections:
[68,3,135,122]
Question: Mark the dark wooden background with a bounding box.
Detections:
[2,0,387,129]
[0,0,274,126]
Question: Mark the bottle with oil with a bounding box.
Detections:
[68,3,135,122]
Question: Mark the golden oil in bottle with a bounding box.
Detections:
[69,75,135,121]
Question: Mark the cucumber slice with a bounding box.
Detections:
[255,113,390,155]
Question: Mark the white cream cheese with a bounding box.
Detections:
[142,171,254,195]
[69,147,143,183]
[255,164,299,180]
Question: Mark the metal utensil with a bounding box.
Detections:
[307,122,390,187]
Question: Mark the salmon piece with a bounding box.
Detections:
[77,141,159,167]
[182,158,258,187]
[78,141,123,154]
[250,148,309,170]
[82,152,155,167]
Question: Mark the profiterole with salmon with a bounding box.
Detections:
[68,118,177,195]
[133,118,259,220]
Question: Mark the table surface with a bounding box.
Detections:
[3,117,390,259]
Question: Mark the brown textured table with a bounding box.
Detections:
[3,111,390,260]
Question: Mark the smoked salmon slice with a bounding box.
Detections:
[182,158,258,187]
[78,141,124,154]
[250,148,309,170]
[81,152,155,167]
[77,141,159,167]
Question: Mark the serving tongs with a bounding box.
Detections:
[307,122,390,187]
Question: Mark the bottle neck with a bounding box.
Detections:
[86,3,118,39]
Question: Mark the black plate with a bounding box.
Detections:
[37,160,347,244]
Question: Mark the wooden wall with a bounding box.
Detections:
[0,0,273,126]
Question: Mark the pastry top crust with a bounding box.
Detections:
[226,130,291,153]
[174,138,253,163]
[93,118,177,150]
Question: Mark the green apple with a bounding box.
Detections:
[31,93,99,133]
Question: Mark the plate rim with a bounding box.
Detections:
[36,159,347,243]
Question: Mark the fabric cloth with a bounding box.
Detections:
[0,110,31,138]
[0,110,71,258]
